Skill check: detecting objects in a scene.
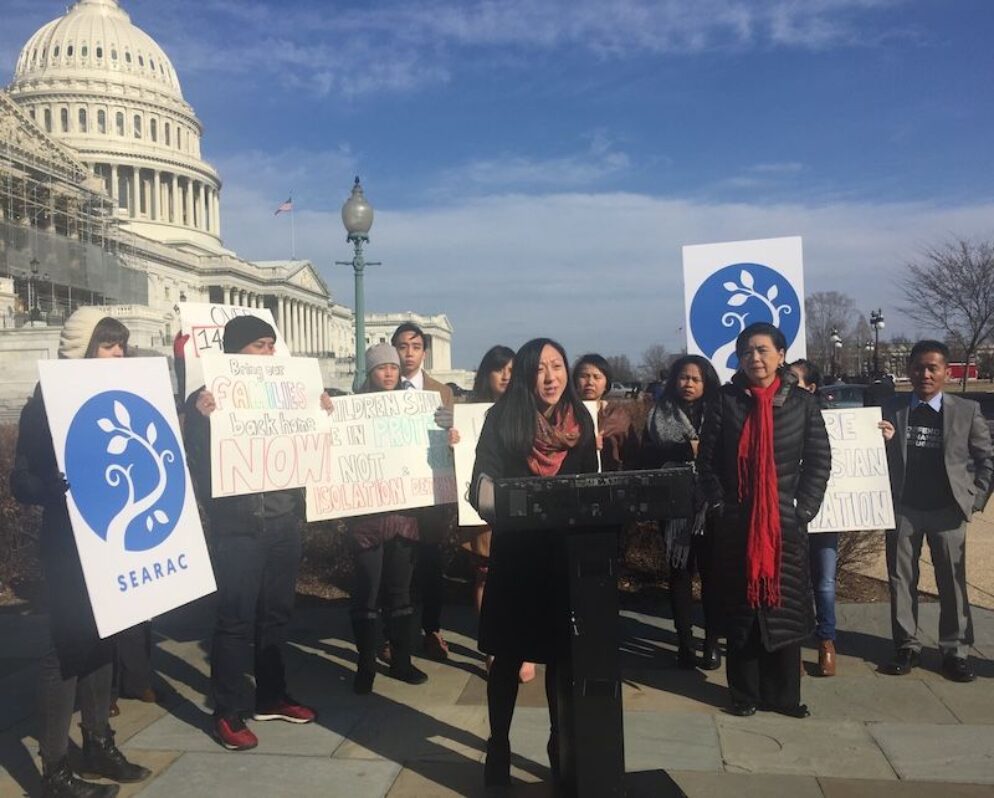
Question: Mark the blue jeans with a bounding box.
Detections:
[808,533,838,641]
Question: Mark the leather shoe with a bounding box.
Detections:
[728,701,756,717]
[884,648,919,675]
[941,655,975,683]
[701,641,722,671]
[765,703,810,718]
[818,639,837,677]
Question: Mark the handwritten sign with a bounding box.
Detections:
[306,390,457,521]
[179,303,289,400]
[39,358,215,638]
[201,354,329,498]
[452,401,602,527]
[808,407,895,533]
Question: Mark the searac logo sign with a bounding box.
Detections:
[65,391,185,552]
[689,262,802,374]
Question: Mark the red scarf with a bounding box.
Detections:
[737,378,782,608]
[527,405,581,476]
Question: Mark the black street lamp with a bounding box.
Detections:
[870,309,885,376]
[829,328,842,378]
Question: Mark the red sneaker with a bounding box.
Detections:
[214,715,258,751]
[253,697,317,724]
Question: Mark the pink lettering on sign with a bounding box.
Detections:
[310,479,408,514]
[217,433,333,494]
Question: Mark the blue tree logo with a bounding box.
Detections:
[65,391,185,552]
[689,262,801,372]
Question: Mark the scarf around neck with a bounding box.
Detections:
[647,398,701,449]
[528,405,581,476]
[737,377,782,608]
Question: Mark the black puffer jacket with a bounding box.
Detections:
[698,372,831,651]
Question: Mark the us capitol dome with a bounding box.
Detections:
[8,0,221,251]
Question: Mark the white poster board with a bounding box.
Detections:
[306,390,458,521]
[808,407,895,533]
[39,358,216,639]
[452,401,602,527]
[201,354,329,498]
[179,302,289,400]
[683,236,806,384]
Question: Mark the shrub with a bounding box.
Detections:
[0,423,42,588]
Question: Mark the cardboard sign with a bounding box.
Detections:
[201,354,329,498]
[306,390,457,521]
[683,237,806,384]
[452,401,602,527]
[808,407,895,533]
[179,302,289,400]
[39,358,215,639]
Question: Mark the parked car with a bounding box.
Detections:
[446,381,471,399]
[606,381,629,399]
[818,383,866,409]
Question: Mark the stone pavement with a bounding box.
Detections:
[2,597,993,798]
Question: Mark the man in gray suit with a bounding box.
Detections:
[880,340,993,682]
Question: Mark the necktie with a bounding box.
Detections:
[402,379,415,390]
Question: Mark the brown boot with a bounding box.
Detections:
[818,639,837,677]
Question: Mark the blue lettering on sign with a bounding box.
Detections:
[116,552,190,592]
[65,391,185,553]
[689,262,801,373]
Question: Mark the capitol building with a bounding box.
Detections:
[0,0,457,417]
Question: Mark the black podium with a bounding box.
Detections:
[493,466,695,798]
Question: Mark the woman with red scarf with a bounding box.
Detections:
[470,338,598,788]
[699,322,831,718]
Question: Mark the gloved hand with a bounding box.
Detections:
[45,472,70,503]
[434,406,454,429]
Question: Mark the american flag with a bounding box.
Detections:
[274,198,293,216]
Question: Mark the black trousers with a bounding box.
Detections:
[113,622,153,699]
[670,533,720,650]
[725,618,802,710]
[415,539,444,634]
[210,519,301,716]
[352,537,417,619]
[37,646,113,767]
[487,656,559,746]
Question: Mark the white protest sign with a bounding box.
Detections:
[201,354,329,498]
[808,407,895,533]
[179,302,289,400]
[306,390,457,521]
[39,358,215,639]
[452,401,602,527]
[683,236,806,385]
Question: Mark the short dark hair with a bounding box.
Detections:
[391,322,425,347]
[85,317,130,358]
[789,358,822,388]
[471,345,515,402]
[908,339,949,365]
[662,355,721,404]
[736,322,787,358]
[572,353,613,393]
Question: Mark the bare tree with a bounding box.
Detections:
[901,239,994,391]
[605,355,635,383]
[805,291,856,376]
[639,344,670,381]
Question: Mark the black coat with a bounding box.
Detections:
[698,373,831,652]
[470,411,599,662]
[10,386,114,677]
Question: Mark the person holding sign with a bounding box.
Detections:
[184,315,320,751]
[698,322,831,719]
[879,340,993,683]
[12,308,151,797]
[573,353,639,472]
[470,338,598,788]
[349,343,429,694]
[642,355,723,671]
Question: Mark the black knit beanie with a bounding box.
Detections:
[223,315,277,353]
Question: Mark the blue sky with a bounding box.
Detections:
[3,0,994,368]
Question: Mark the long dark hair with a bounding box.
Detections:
[662,354,720,407]
[490,337,594,459]
[85,317,130,358]
[471,345,515,402]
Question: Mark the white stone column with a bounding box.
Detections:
[184,177,194,228]
[110,163,119,206]
[256,294,263,309]
[202,186,210,232]
[228,286,237,306]
[152,170,161,221]
[130,167,139,217]
[293,301,302,355]
[170,175,178,223]
[278,296,287,339]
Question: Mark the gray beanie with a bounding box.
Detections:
[365,342,400,375]
[59,307,111,360]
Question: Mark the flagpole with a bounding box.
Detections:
[290,205,296,260]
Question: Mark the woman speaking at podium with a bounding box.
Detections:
[470,338,598,788]
[698,322,831,718]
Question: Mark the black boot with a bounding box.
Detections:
[351,615,378,695]
[484,737,512,787]
[701,638,722,671]
[386,612,428,685]
[42,757,120,798]
[79,728,151,784]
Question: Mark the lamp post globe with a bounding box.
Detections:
[336,176,382,392]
